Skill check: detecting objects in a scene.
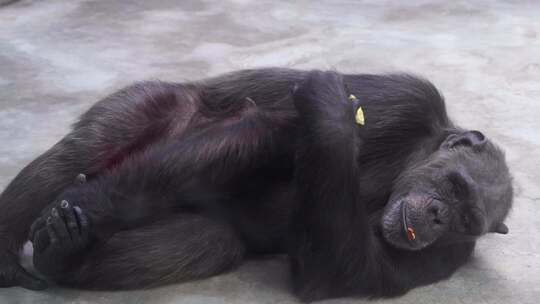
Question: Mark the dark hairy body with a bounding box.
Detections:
[0,68,512,301]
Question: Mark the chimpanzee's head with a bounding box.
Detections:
[382,130,513,250]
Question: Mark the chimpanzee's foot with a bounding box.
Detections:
[30,200,91,277]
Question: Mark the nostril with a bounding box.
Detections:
[427,200,447,226]
[428,206,441,224]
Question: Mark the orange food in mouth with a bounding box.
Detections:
[407,227,416,241]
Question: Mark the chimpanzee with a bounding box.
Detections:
[0,69,512,301]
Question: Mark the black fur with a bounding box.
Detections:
[0,68,512,301]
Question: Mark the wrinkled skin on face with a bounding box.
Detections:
[382,130,513,251]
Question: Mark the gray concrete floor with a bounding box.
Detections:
[0,0,539,303]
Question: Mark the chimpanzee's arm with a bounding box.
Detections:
[289,71,380,301]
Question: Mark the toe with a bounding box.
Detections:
[59,201,80,239]
[74,206,90,241]
[32,229,50,253]
[50,208,70,241]
[29,217,45,241]
[74,173,87,185]
[45,217,59,245]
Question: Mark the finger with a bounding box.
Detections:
[15,266,48,290]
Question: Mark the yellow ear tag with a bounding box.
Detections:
[355,106,365,126]
[348,94,365,126]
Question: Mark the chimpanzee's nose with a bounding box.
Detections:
[427,199,448,229]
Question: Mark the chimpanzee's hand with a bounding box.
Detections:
[0,249,47,290]
[292,70,359,147]
[293,71,350,119]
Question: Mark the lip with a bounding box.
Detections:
[401,201,414,243]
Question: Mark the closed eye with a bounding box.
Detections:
[447,171,470,199]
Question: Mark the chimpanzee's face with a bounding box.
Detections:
[382,131,513,251]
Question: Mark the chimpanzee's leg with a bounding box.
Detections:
[0,81,190,251]
[29,94,294,282]
[0,81,194,289]
[37,212,245,289]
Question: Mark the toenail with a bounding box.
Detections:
[51,208,58,216]
[75,173,87,184]
[61,200,69,208]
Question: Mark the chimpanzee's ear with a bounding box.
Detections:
[490,222,509,234]
[441,130,487,150]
